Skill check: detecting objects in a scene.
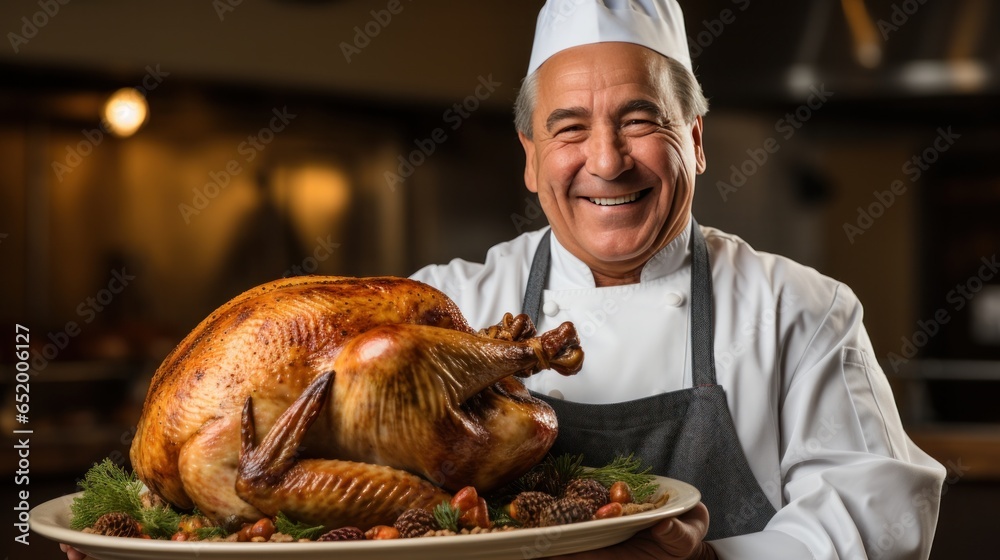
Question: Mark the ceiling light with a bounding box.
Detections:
[102,87,148,138]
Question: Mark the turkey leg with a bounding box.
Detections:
[330,322,582,491]
[333,320,583,414]
[236,372,451,529]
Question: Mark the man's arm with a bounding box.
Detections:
[550,502,718,560]
[712,284,945,560]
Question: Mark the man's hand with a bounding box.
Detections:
[550,502,717,560]
[59,543,90,560]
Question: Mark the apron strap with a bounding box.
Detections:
[689,220,718,386]
[522,229,552,328]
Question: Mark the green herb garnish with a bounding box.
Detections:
[275,511,325,540]
[432,501,461,532]
[70,459,144,530]
[580,454,657,502]
[195,526,229,540]
[541,453,585,493]
[488,503,520,528]
[140,503,182,539]
[69,459,180,538]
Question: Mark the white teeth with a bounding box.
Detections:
[589,192,640,206]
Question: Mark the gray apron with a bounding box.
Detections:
[523,223,776,540]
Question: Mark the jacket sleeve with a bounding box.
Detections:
[711,284,945,560]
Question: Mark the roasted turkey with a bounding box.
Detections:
[130,276,583,530]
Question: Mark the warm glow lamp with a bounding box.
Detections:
[102,87,148,137]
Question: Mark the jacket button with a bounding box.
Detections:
[665,292,685,307]
[543,301,560,316]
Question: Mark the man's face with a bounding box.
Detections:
[519,42,705,282]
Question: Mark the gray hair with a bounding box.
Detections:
[514,55,709,139]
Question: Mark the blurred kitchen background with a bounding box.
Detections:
[1,0,998,557]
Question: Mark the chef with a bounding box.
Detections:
[410,1,946,559]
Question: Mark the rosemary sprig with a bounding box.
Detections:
[540,453,585,494]
[69,459,181,538]
[432,501,461,532]
[488,503,520,528]
[580,454,657,502]
[70,459,145,530]
[274,511,325,540]
[141,506,182,539]
[195,525,229,540]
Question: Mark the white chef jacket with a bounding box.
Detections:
[411,221,945,560]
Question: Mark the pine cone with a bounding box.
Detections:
[518,470,545,492]
[317,527,365,541]
[562,478,609,517]
[539,498,590,527]
[509,491,556,528]
[92,512,142,538]
[394,508,438,538]
[534,472,564,496]
[495,469,543,498]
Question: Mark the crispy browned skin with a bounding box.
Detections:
[129,276,583,529]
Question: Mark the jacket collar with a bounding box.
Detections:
[546,218,693,289]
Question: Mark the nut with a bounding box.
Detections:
[609,481,633,504]
[459,497,492,529]
[250,518,275,541]
[594,502,624,519]
[178,515,208,534]
[237,523,254,542]
[450,486,480,513]
[365,525,401,540]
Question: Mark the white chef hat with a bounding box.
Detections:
[527,0,692,75]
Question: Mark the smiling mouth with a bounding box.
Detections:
[587,188,652,207]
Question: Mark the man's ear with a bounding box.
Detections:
[518,131,538,193]
[691,115,706,174]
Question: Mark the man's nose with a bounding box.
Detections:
[584,128,633,180]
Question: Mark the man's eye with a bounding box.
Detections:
[557,125,584,135]
[623,119,658,127]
